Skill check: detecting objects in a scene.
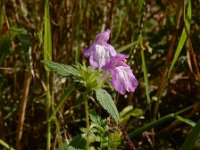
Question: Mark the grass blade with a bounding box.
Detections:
[44,0,52,62]
[116,41,138,53]
[180,119,200,150]
[44,0,52,149]
[139,34,151,108]
[168,0,191,77]
[129,114,175,138]
[129,106,193,138]
[0,139,15,150]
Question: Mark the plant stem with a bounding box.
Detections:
[16,71,31,150]
[46,71,51,150]
[84,94,89,129]
[84,93,89,150]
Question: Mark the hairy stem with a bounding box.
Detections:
[84,93,89,150]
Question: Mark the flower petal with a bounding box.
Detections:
[90,45,108,69]
[111,66,138,94]
[96,29,111,44]
[105,54,128,72]
[84,29,117,69]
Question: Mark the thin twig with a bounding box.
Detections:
[16,71,31,150]
[120,125,138,150]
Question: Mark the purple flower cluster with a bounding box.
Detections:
[84,29,138,95]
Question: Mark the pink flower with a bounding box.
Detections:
[84,30,138,94]
[105,54,138,95]
[84,29,117,69]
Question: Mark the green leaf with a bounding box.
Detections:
[120,105,143,124]
[119,105,134,117]
[95,89,119,124]
[42,60,79,77]
[180,119,200,150]
[90,110,102,125]
[75,65,103,91]
[89,110,107,129]
[137,0,144,12]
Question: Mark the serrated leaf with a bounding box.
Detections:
[74,65,104,91]
[95,89,119,124]
[42,60,79,77]
[90,110,107,128]
[90,110,102,125]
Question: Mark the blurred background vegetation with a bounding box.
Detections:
[0,0,200,149]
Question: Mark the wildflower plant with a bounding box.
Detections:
[42,29,138,149]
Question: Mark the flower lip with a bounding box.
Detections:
[104,54,138,95]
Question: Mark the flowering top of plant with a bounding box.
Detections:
[84,29,138,95]
[84,29,117,69]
